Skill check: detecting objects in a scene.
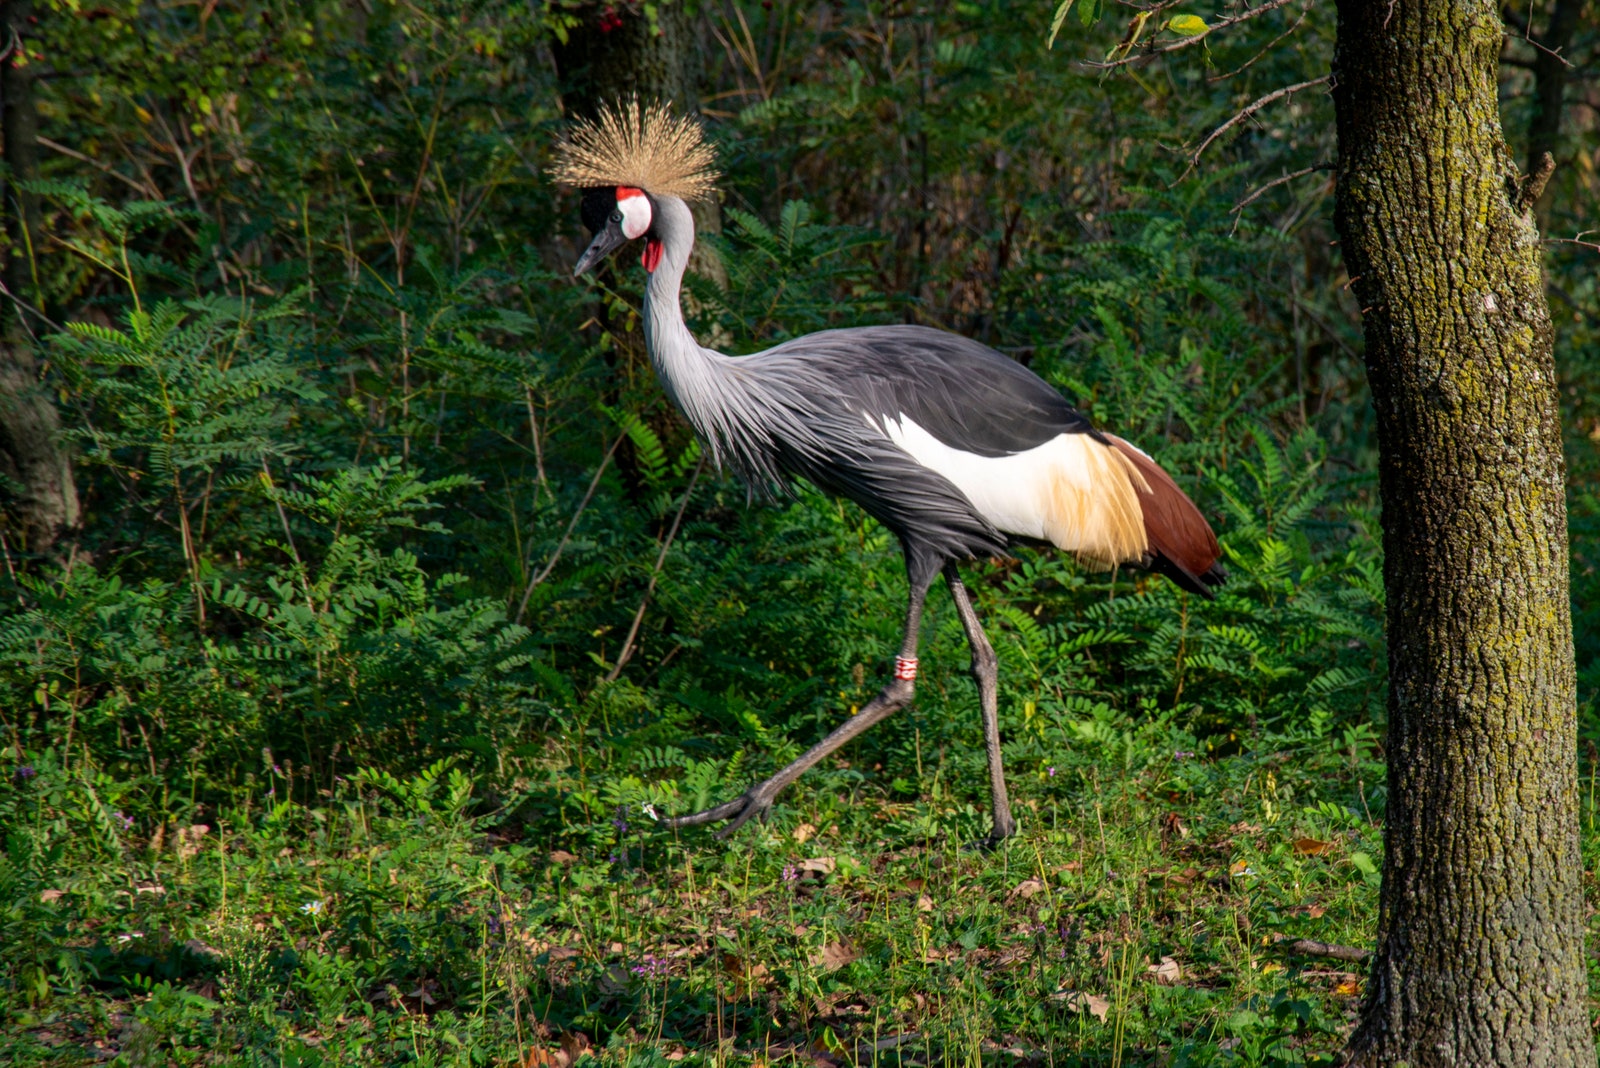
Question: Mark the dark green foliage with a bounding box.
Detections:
[0,0,1595,1063]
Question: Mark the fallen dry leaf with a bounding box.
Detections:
[1008,877,1046,900]
[175,824,210,860]
[1167,867,1202,886]
[39,889,65,903]
[904,876,925,893]
[915,894,934,912]
[1293,838,1335,856]
[799,857,836,875]
[1147,956,1182,985]
[523,1032,592,1068]
[1050,990,1111,1021]
[1333,979,1362,997]
[793,823,817,844]
[549,850,579,864]
[1229,821,1263,834]
[722,953,770,993]
[813,939,858,972]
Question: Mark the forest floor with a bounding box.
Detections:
[5,724,1595,1068]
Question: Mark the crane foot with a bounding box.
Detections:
[964,832,1013,854]
[962,815,1018,854]
[659,785,778,837]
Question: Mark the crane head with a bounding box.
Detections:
[574,186,662,276]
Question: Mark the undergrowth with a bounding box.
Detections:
[4,2,1599,1063]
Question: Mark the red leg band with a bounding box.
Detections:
[894,656,918,682]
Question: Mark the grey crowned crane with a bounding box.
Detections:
[555,101,1223,845]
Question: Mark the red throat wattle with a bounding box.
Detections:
[642,238,664,273]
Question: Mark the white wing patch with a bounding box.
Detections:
[878,414,1150,568]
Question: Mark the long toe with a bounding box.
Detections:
[713,792,773,839]
[661,795,749,829]
[965,834,1012,854]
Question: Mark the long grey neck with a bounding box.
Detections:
[642,196,746,453]
[641,196,709,377]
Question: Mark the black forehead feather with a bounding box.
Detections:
[580,187,617,235]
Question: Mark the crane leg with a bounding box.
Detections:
[944,564,1017,846]
[660,573,934,838]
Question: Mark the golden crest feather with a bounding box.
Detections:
[551,98,719,201]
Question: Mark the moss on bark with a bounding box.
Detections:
[0,0,78,553]
[1332,0,1591,1064]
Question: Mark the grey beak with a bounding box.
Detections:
[574,223,630,277]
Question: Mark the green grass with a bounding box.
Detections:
[0,709,1416,1068]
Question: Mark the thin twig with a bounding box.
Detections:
[260,459,315,612]
[0,278,62,340]
[1085,0,1299,69]
[1546,234,1600,253]
[1517,151,1556,212]
[513,436,622,625]
[1506,27,1575,68]
[37,137,157,196]
[604,458,706,683]
[1209,5,1310,81]
[1179,75,1332,183]
[1230,161,1334,228]
[524,383,550,498]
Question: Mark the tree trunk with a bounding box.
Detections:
[1333,1,1591,1065]
[0,0,78,554]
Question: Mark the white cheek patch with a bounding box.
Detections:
[616,190,652,240]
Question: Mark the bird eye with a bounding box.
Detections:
[610,211,623,223]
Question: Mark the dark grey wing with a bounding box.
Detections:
[762,405,1012,570]
[752,324,1093,457]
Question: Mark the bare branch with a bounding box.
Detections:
[1517,151,1556,213]
[1179,75,1333,183]
[1231,161,1334,222]
[1085,0,1299,69]
[1284,939,1370,963]
[37,137,157,196]
[513,435,623,625]
[605,457,707,682]
[1210,6,1311,81]
[1545,229,1600,254]
[1505,28,1575,68]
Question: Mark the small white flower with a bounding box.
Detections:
[300,899,325,915]
[642,803,659,822]
[116,932,145,943]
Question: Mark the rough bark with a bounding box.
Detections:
[1333,1,1591,1065]
[0,0,78,554]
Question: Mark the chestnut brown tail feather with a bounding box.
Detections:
[1107,436,1224,598]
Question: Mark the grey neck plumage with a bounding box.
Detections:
[642,196,776,481]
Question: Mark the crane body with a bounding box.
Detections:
[558,104,1222,844]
